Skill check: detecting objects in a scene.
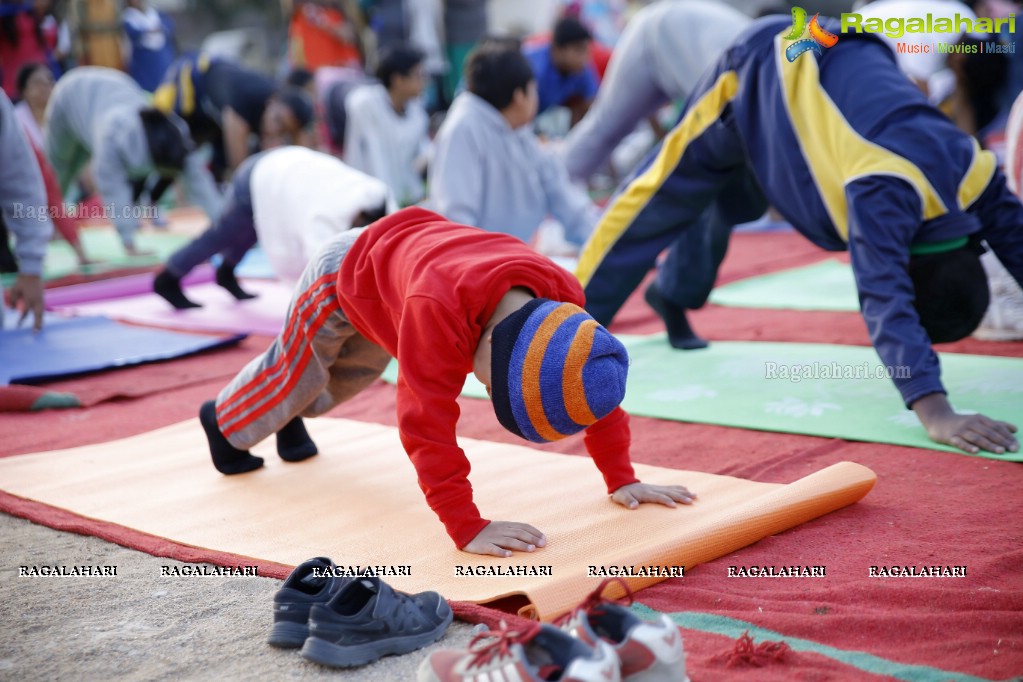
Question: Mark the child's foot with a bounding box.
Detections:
[154,270,202,309]
[199,400,264,474]
[644,282,709,350]
[276,416,318,462]
[216,263,257,301]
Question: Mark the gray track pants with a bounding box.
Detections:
[213,228,391,449]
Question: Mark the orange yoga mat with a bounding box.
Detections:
[0,418,875,620]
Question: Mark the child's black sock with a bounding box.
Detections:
[644,281,709,350]
[199,400,264,474]
[154,270,201,309]
[276,416,318,462]
[215,262,257,301]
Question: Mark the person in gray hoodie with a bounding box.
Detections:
[0,91,54,331]
[44,67,222,255]
[428,39,598,249]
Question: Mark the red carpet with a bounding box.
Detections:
[3,231,1021,680]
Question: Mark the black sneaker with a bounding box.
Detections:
[300,576,453,668]
[267,557,349,648]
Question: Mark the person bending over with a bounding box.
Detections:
[44,66,221,256]
[576,16,1022,455]
[153,54,314,179]
[154,146,394,308]
[199,207,695,555]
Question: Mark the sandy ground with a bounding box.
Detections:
[0,513,473,681]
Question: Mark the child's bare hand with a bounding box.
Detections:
[612,482,696,510]
[926,412,1019,455]
[914,394,1019,454]
[463,521,547,558]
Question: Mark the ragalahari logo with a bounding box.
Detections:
[784,7,839,61]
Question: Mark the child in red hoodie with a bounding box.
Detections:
[201,207,694,556]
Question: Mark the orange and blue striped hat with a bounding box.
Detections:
[490,299,629,443]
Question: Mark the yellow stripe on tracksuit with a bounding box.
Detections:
[575,31,998,290]
[150,54,213,117]
[774,32,995,239]
[958,138,996,210]
[575,70,740,287]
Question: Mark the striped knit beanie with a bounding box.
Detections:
[490,299,629,443]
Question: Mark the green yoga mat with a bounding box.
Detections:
[3,228,191,285]
[383,337,1023,460]
[709,259,860,312]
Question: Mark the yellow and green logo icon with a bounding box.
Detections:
[785,7,839,61]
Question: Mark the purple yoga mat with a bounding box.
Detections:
[51,278,292,337]
[44,266,216,308]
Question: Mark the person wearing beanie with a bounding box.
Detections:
[576,15,1023,456]
[153,54,314,180]
[200,207,694,555]
[154,146,395,308]
[43,67,222,256]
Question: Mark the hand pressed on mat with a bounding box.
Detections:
[7,274,45,331]
[462,483,696,557]
[612,482,697,510]
[463,521,547,558]
[913,393,1019,455]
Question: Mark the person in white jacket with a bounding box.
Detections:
[343,45,430,206]
[153,146,395,309]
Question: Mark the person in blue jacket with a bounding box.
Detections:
[122,0,176,92]
[576,14,1022,456]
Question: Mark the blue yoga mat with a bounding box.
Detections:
[0,315,246,385]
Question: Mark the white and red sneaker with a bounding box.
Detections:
[418,620,621,682]
[558,579,689,682]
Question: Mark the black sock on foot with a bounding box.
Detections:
[644,282,709,350]
[199,400,264,474]
[216,263,257,301]
[276,416,318,462]
[154,270,201,309]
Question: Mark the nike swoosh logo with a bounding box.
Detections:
[663,630,678,646]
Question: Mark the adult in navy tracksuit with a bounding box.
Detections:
[576,16,1023,456]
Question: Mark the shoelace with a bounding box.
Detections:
[467,620,543,668]
[383,589,430,632]
[554,577,635,625]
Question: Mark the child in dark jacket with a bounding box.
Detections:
[576,16,1022,456]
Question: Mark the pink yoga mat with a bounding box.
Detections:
[52,278,292,336]
[45,267,215,307]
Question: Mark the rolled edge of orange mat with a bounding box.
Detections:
[524,461,877,620]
